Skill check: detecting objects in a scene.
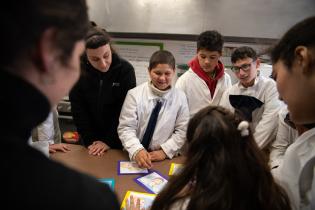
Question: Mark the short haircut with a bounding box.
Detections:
[271,16,315,70]
[149,50,176,70]
[197,30,224,52]
[1,0,89,67]
[231,46,257,63]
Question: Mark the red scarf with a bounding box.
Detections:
[189,57,224,97]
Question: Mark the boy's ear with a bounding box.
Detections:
[295,46,311,74]
[34,28,57,73]
[255,58,261,69]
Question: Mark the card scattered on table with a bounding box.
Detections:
[98,178,115,190]
[135,171,168,194]
[118,160,149,175]
[168,163,184,175]
[121,191,156,210]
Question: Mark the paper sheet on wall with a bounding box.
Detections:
[114,42,162,86]
[165,41,196,64]
[113,39,272,86]
[129,61,150,86]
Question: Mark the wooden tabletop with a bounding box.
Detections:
[51,144,184,202]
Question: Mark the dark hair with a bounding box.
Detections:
[81,22,117,70]
[231,46,257,63]
[0,0,89,67]
[151,106,291,210]
[271,16,315,70]
[197,30,224,52]
[85,23,112,50]
[83,22,117,59]
[148,50,175,70]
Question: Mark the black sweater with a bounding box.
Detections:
[0,70,119,209]
[69,53,136,148]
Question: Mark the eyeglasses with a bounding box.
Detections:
[231,61,255,73]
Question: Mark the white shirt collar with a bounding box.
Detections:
[147,81,172,101]
[237,75,260,89]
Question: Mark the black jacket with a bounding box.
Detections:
[69,53,136,148]
[0,70,119,209]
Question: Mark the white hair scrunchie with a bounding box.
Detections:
[237,121,249,137]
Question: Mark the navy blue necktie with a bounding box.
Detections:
[142,100,162,150]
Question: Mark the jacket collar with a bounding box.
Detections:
[0,70,50,142]
[237,75,261,90]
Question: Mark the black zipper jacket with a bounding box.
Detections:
[69,53,136,148]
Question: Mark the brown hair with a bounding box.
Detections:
[149,50,175,70]
[197,30,224,52]
[151,106,291,210]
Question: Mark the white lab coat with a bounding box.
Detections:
[118,82,189,160]
[219,75,281,148]
[272,127,315,210]
[29,109,61,157]
[269,106,298,168]
[175,69,231,117]
[31,109,61,144]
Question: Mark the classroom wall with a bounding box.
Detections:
[112,38,272,86]
[87,0,315,39]
[86,0,312,85]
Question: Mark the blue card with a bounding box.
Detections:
[98,178,115,190]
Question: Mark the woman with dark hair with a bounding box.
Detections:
[271,16,315,209]
[70,22,136,156]
[127,106,291,210]
[151,106,290,210]
[271,16,315,124]
[0,0,119,208]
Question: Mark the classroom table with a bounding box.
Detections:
[51,144,185,203]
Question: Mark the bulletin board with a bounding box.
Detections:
[113,38,272,85]
[114,41,163,85]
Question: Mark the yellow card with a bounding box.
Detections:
[168,163,184,175]
[121,191,156,210]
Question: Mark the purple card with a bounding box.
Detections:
[135,171,168,194]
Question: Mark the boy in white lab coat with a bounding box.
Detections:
[118,50,189,169]
[175,30,231,118]
[219,46,281,150]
